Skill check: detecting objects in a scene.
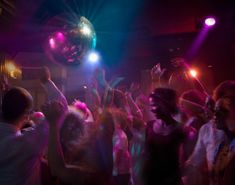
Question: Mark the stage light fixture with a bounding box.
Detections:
[189,69,197,78]
[88,51,99,63]
[204,17,216,26]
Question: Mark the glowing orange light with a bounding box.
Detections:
[189,69,197,78]
[4,61,22,79]
[5,62,16,72]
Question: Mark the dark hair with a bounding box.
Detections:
[2,87,33,123]
[60,108,85,144]
[150,87,178,115]
[98,109,115,136]
[179,89,206,116]
[213,80,235,101]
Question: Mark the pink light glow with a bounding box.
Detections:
[56,32,65,41]
[205,17,216,26]
[49,38,55,49]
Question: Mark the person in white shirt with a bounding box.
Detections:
[185,80,235,185]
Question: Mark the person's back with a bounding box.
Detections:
[0,87,48,185]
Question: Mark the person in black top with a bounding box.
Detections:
[142,88,186,185]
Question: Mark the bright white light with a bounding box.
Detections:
[81,25,91,36]
[205,17,216,26]
[189,69,197,78]
[49,38,55,48]
[88,52,99,63]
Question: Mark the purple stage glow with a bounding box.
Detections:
[186,27,209,60]
[186,16,216,60]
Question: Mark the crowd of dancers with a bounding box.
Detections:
[0,61,235,185]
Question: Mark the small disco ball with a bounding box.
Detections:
[45,15,96,66]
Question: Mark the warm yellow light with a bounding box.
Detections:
[189,69,197,78]
[9,68,22,79]
[5,62,16,72]
[4,62,22,79]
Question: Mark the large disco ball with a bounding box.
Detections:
[45,15,96,66]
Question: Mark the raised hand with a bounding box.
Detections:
[171,57,187,69]
[151,63,166,82]
[94,68,108,88]
[41,101,66,124]
[39,66,51,84]
[128,82,140,94]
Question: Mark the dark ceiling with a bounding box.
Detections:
[0,0,235,85]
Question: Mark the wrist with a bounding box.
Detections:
[40,78,50,84]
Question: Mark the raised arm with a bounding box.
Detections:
[150,63,167,90]
[42,101,92,184]
[125,92,143,119]
[39,66,68,108]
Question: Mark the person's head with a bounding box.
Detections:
[2,87,33,126]
[149,87,178,119]
[60,107,85,161]
[61,107,85,144]
[212,81,235,132]
[213,97,235,132]
[213,80,235,101]
[71,100,94,122]
[179,89,206,118]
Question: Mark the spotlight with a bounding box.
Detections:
[56,32,65,42]
[49,38,55,49]
[56,32,63,38]
[87,51,99,63]
[189,69,198,78]
[5,62,16,72]
[81,25,91,36]
[4,61,22,79]
[204,17,216,26]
